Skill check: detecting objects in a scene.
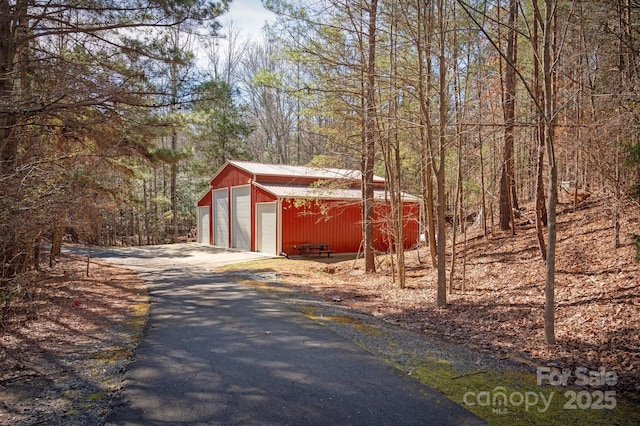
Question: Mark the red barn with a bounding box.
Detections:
[196,160,421,256]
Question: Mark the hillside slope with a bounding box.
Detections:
[267,196,640,395]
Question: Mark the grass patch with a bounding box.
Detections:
[126,301,149,334]
[217,259,285,273]
[84,392,105,402]
[408,358,640,425]
[299,306,320,317]
[299,308,385,337]
[92,347,132,364]
[118,299,149,357]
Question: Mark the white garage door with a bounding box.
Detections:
[231,186,251,250]
[197,206,210,245]
[213,189,229,248]
[256,203,277,255]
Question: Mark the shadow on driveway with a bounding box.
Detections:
[82,246,484,425]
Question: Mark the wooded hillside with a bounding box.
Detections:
[1,1,638,345]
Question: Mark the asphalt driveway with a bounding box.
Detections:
[87,244,483,425]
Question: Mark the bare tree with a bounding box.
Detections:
[499,0,519,233]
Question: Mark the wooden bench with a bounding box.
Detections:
[295,243,334,257]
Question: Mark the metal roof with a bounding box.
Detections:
[228,160,386,182]
[254,182,420,202]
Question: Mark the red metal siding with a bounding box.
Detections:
[402,202,421,249]
[373,202,421,251]
[202,162,420,254]
[281,199,363,255]
[197,190,211,207]
[211,166,252,189]
[281,199,420,255]
[254,185,277,203]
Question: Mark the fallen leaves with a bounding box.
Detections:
[0,254,148,424]
[266,197,640,395]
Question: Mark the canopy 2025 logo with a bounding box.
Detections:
[537,366,617,410]
[462,366,618,415]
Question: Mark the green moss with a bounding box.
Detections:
[408,359,640,425]
[92,347,132,364]
[126,301,149,334]
[299,306,320,317]
[299,308,385,337]
[84,392,105,402]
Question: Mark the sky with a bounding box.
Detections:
[193,1,277,72]
[220,0,277,42]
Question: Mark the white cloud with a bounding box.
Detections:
[221,0,277,42]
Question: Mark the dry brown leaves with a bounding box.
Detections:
[0,254,147,425]
[271,197,640,396]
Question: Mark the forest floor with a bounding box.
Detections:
[0,257,149,425]
[224,194,640,397]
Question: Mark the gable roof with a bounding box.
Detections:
[205,160,419,202]
[254,182,420,202]
[227,160,386,183]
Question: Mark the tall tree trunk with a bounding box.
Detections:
[386,2,405,288]
[535,132,547,260]
[170,71,179,243]
[143,178,151,245]
[532,10,547,261]
[170,143,178,243]
[449,12,464,294]
[416,0,437,267]
[420,129,437,267]
[499,0,518,233]
[0,0,19,173]
[363,0,378,273]
[436,0,447,307]
[478,115,488,237]
[542,0,557,346]
[49,223,63,268]
[449,140,462,294]
[394,148,405,288]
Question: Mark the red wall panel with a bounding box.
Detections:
[402,202,421,249]
[373,202,420,251]
[281,199,420,255]
[281,199,363,255]
[254,186,277,204]
[211,167,252,189]
[197,190,211,207]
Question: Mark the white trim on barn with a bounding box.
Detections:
[213,188,229,248]
[277,198,283,255]
[256,202,277,255]
[197,206,210,245]
[252,181,420,201]
[231,185,251,250]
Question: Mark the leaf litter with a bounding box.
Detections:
[258,196,639,397]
